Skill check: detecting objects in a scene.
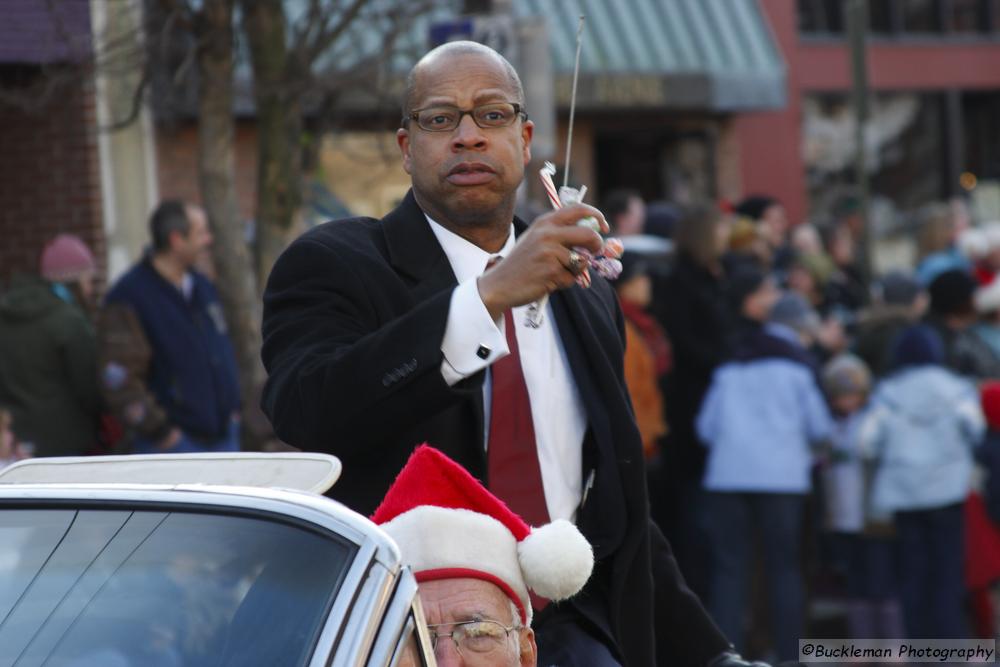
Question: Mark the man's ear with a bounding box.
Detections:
[519,628,537,667]
[521,119,534,165]
[397,127,413,174]
[168,228,186,253]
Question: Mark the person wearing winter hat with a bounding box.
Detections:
[773,285,848,361]
[860,324,984,638]
[768,291,822,342]
[374,445,594,666]
[697,290,833,660]
[818,354,904,640]
[926,268,1000,378]
[40,233,98,309]
[854,271,927,378]
[723,264,779,346]
[0,235,101,457]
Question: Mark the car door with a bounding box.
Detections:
[0,502,356,667]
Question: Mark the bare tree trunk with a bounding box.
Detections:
[242,0,303,285]
[195,0,267,449]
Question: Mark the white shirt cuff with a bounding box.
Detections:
[440,278,509,386]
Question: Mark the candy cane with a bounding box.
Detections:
[540,162,562,211]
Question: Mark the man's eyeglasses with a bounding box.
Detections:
[406,102,526,132]
[426,618,518,657]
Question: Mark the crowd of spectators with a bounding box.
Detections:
[607,189,1000,658]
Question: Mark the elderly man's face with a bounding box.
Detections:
[418,578,535,667]
[396,53,533,231]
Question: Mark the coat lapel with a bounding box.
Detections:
[381,190,485,447]
[382,190,459,302]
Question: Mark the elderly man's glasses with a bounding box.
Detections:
[426,618,518,657]
[407,102,526,132]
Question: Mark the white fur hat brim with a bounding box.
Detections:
[381,506,594,625]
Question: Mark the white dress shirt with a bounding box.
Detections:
[427,216,587,522]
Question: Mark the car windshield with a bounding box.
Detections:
[0,507,355,667]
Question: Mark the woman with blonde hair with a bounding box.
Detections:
[916,201,972,285]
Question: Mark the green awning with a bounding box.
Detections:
[515,0,786,111]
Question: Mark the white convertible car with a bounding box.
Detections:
[0,453,435,667]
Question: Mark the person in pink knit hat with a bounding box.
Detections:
[40,233,98,311]
[0,234,100,456]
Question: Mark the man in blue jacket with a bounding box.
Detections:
[98,200,241,453]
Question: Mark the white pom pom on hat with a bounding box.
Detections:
[519,519,594,600]
[372,445,595,625]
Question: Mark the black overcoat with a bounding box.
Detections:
[261,191,729,666]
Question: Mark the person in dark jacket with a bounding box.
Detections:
[651,203,732,599]
[0,235,100,457]
[98,201,241,454]
[261,41,758,667]
[925,268,1000,379]
[853,271,927,378]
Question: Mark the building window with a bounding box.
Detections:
[802,0,998,36]
[949,0,990,32]
[901,0,944,32]
[993,0,1000,30]
[798,0,846,35]
[963,92,1000,195]
[802,92,946,216]
[869,0,896,34]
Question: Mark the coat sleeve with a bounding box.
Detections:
[57,310,100,418]
[96,303,171,441]
[260,237,481,456]
[655,275,725,378]
[802,370,835,445]
[695,371,722,446]
[957,384,986,446]
[857,401,887,460]
[650,520,731,666]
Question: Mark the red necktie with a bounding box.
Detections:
[486,296,550,528]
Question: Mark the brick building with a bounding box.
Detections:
[742,0,1000,226]
[0,0,159,288]
[0,2,105,285]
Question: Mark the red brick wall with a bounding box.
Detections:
[156,120,258,223]
[734,0,808,225]
[0,69,105,286]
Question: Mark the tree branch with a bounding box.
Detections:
[301,0,371,67]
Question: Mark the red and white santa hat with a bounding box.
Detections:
[371,445,594,626]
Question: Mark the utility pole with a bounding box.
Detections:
[847,0,874,282]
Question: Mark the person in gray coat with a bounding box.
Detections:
[860,324,984,638]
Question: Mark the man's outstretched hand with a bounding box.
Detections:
[477,203,608,321]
